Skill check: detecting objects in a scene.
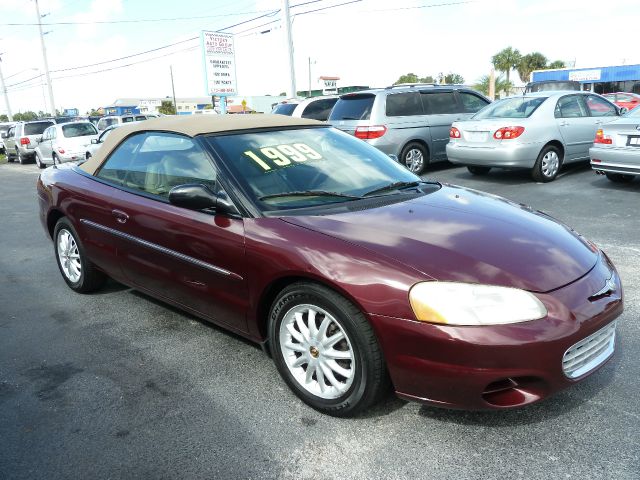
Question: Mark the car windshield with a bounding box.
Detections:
[526,81,580,92]
[24,122,54,135]
[206,127,425,211]
[272,103,297,115]
[473,97,547,119]
[62,123,98,138]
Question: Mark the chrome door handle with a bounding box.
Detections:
[595,120,603,125]
[112,209,129,224]
[559,121,569,127]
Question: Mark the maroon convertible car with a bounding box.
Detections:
[37,115,623,416]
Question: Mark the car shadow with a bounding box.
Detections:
[587,174,640,191]
[88,278,130,294]
[433,161,592,186]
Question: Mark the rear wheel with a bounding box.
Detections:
[17,149,27,165]
[532,145,562,182]
[54,218,106,293]
[400,142,429,175]
[605,173,635,183]
[467,166,491,175]
[269,282,388,416]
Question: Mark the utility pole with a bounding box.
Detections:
[308,57,316,97]
[34,0,56,115]
[0,54,13,121]
[281,0,296,98]
[170,65,177,114]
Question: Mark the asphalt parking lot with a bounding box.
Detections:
[0,160,638,480]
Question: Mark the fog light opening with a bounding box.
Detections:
[481,377,546,407]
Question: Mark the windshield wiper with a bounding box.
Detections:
[363,181,425,197]
[258,190,363,201]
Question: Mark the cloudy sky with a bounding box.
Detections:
[1,0,638,115]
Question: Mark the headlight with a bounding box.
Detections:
[409,282,547,326]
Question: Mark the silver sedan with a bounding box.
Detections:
[590,106,640,183]
[447,92,624,182]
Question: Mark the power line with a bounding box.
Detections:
[0,9,279,26]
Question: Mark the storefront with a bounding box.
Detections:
[532,64,640,94]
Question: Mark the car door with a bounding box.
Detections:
[94,131,249,331]
[5,126,16,153]
[40,127,54,162]
[584,95,619,138]
[420,90,461,159]
[554,95,594,161]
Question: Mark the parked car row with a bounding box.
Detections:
[272,84,637,184]
[1,114,154,166]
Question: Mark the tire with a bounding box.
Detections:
[17,149,27,165]
[532,145,562,182]
[53,217,106,293]
[400,142,429,175]
[605,173,635,183]
[269,282,388,417]
[467,166,491,175]
[35,152,45,169]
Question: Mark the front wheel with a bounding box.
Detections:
[35,152,45,169]
[54,218,106,293]
[605,173,635,183]
[532,145,562,182]
[269,282,388,416]
[400,142,429,175]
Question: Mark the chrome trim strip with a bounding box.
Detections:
[80,218,243,281]
[562,322,616,379]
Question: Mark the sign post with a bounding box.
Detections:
[201,31,237,114]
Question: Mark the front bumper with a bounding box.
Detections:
[370,254,623,409]
[447,141,542,168]
[590,146,640,176]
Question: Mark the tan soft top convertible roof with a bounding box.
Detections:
[80,114,323,175]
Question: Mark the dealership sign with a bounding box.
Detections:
[201,31,237,96]
[568,69,601,82]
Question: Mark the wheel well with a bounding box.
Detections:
[46,209,65,239]
[544,140,564,159]
[255,275,366,341]
[401,139,430,158]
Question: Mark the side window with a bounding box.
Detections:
[97,132,216,199]
[51,128,57,140]
[42,128,50,141]
[421,92,458,114]
[8,127,15,138]
[122,117,134,123]
[135,115,147,121]
[459,92,489,113]
[385,92,424,117]
[300,98,338,121]
[616,94,632,102]
[554,95,588,118]
[585,95,617,117]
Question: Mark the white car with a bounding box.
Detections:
[34,122,98,168]
[85,123,129,158]
[271,95,339,121]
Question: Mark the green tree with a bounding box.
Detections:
[13,111,38,121]
[0,114,8,122]
[444,73,464,84]
[158,100,176,115]
[491,46,521,85]
[393,73,436,85]
[548,60,566,69]
[474,75,513,97]
[517,52,548,83]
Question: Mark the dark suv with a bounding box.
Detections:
[328,84,490,174]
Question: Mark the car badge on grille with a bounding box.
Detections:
[592,276,616,298]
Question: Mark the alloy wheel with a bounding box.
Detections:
[405,148,424,173]
[279,304,355,399]
[57,229,82,283]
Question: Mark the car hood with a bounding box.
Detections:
[282,185,598,293]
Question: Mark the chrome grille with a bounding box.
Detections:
[563,322,616,379]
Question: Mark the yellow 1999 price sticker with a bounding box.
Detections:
[243,143,323,171]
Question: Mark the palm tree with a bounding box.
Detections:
[491,47,522,85]
[548,60,566,69]
[517,52,548,83]
[474,75,513,97]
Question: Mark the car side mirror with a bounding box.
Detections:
[91,139,99,144]
[0,132,7,139]
[619,106,629,115]
[168,183,237,215]
[35,135,43,143]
